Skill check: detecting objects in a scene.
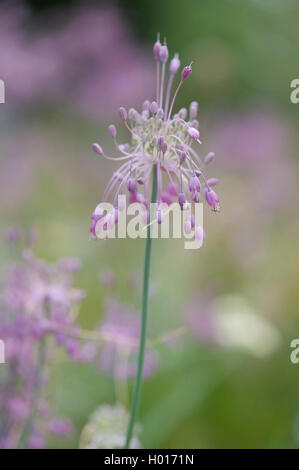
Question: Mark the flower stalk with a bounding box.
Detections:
[124,167,157,449]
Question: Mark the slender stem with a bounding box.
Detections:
[124,166,157,449]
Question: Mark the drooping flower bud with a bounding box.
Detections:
[205,188,220,211]
[188,127,200,141]
[189,101,198,119]
[178,192,186,209]
[108,124,117,138]
[92,143,103,155]
[119,107,127,121]
[127,178,137,193]
[181,63,192,80]
[169,53,180,74]
[159,44,169,64]
[189,175,201,193]
[204,152,215,164]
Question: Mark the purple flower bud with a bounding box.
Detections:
[178,192,186,209]
[191,214,195,228]
[189,101,198,119]
[182,63,192,80]
[137,178,144,185]
[188,127,200,141]
[205,187,220,211]
[191,119,199,129]
[92,143,103,155]
[204,152,215,164]
[153,35,161,61]
[127,177,137,193]
[159,45,169,63]
[108,124,117,137]
[150,101,158,114]
[169,53,180,74]
[207,177,219,187]
[142,100,151,111]
[195,170,202,177]
[128,108,138,120]
[178,107,187,119]
[119,106,127,121]
[189,175,201,193]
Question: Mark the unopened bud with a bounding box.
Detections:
[119,107,127,121]
[92,143,103,155]
[150,101,158,114]
[178,192,186,209]
[153,35,161,61]
[128,108,138,120]
[205,187,220,211]
[142,100,151,111]
[204,152,215,164]
[188,127,200,141]
[178,107,187,119]
[108,124,117,138]
[189,175,201,193]
[127,178,137,193]
[159,44,169,64]
[190,101,198,119]
[182,63,192,80]
[169,53,180,74]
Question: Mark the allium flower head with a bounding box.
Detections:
[90,35,220,242]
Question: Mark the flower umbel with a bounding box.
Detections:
[90,34,220,242]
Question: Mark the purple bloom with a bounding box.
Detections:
[0,244,92,448]
[90,37,219,244]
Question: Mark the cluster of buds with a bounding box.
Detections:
[90,34,220,244]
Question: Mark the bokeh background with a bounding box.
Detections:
[1,0,299,449]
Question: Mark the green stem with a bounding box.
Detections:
[124,167,157,449]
